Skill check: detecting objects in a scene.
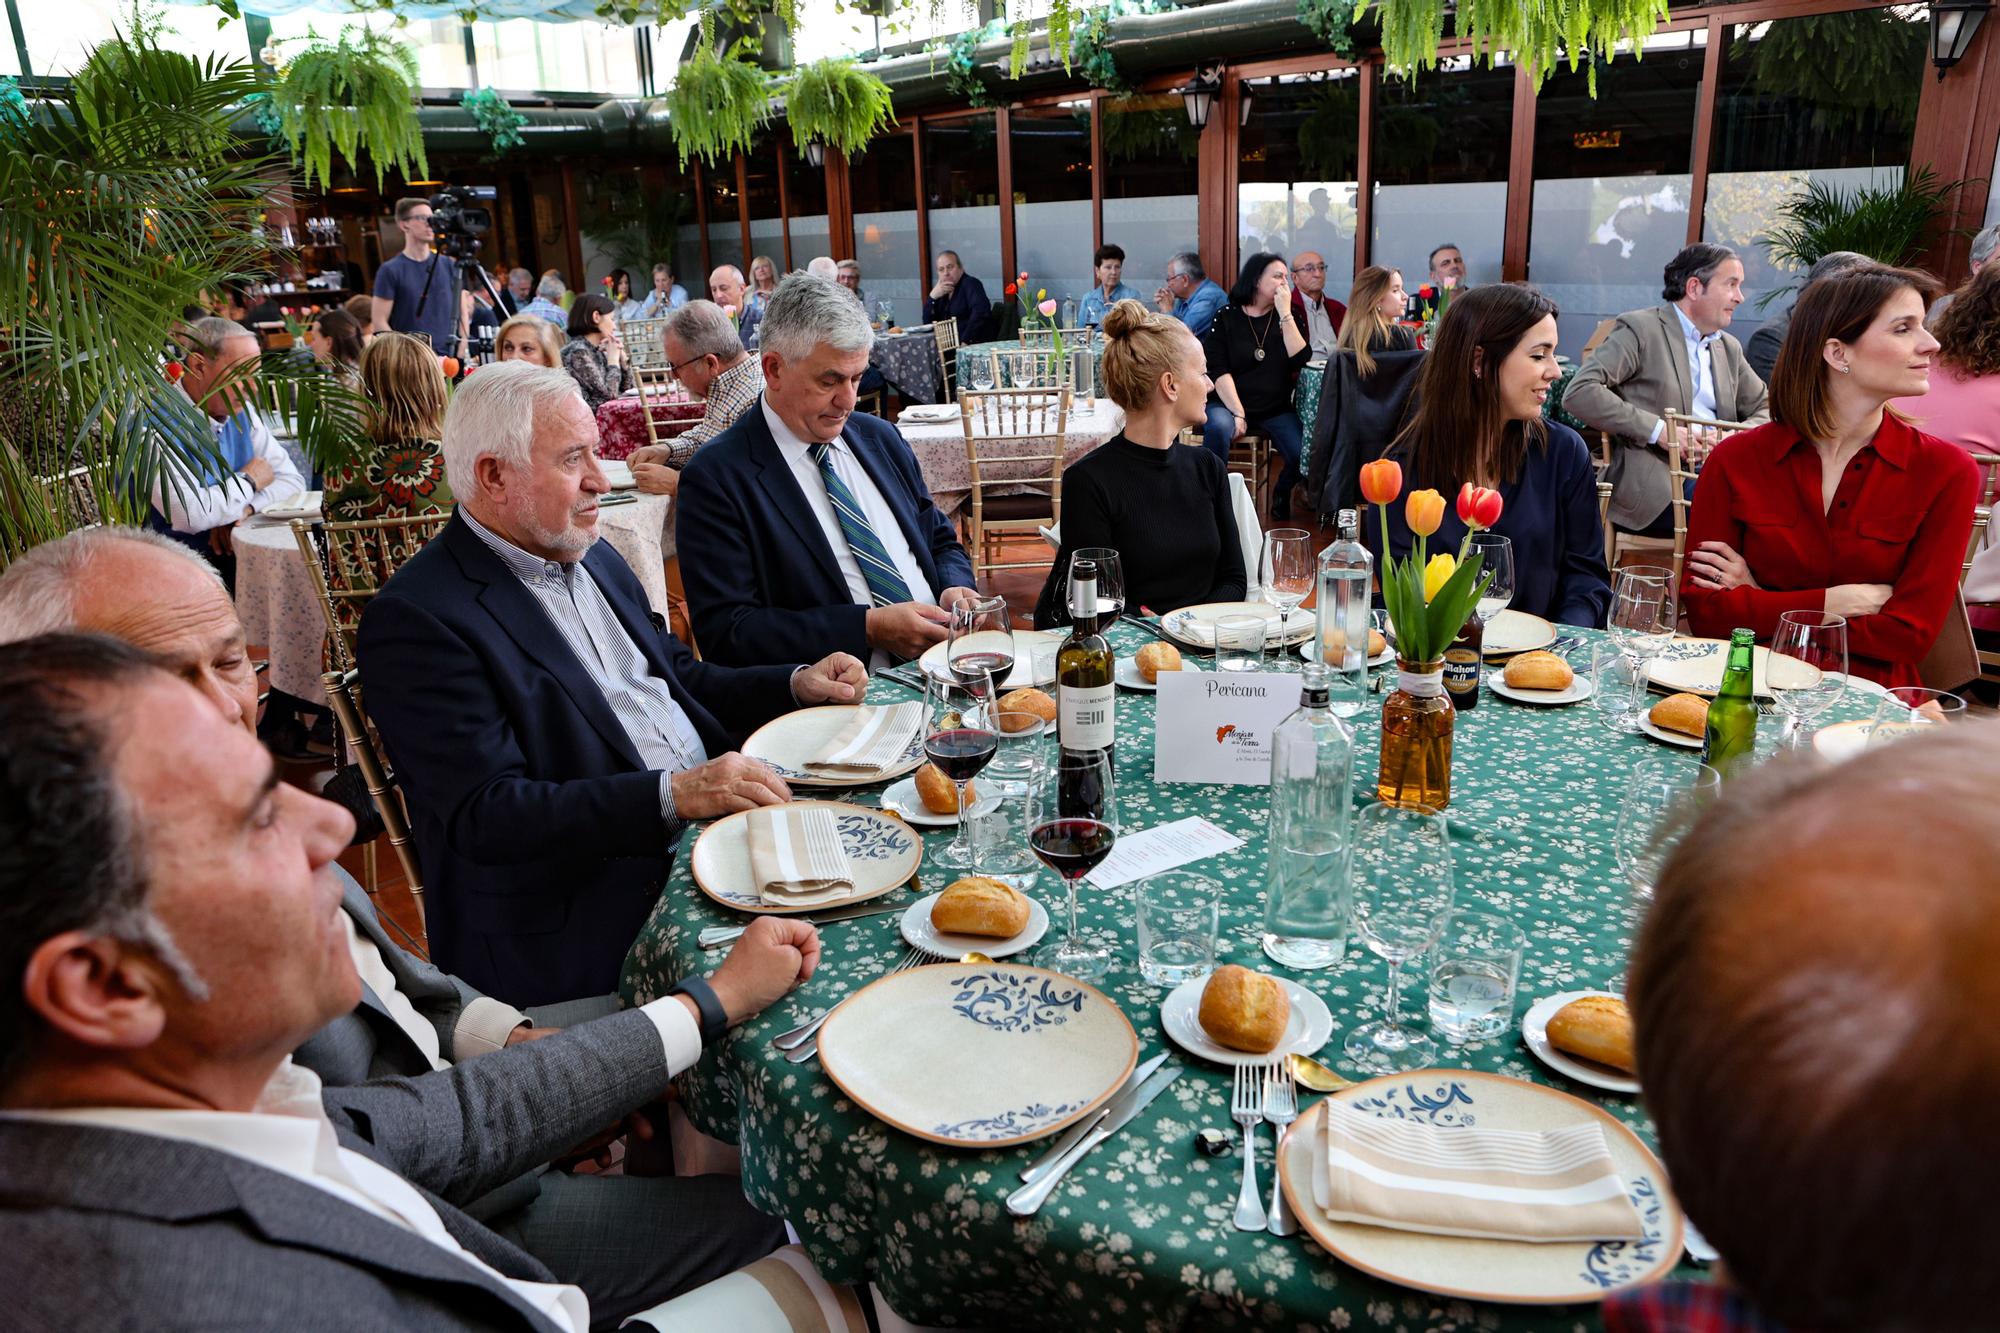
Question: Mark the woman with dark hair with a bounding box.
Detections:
[560,293,633,409]
[1202,251,1312,518]
[1684,264,1979,686]
[609,268,646,321]
[304,308,365,390]
[1374,283,1611,627]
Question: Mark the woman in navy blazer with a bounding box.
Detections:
[1372,284,1612,628]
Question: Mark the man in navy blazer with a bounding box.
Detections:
[677,273,979,669]
[922,249,995,343]
[358,362,866,1006]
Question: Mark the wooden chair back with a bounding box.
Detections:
[932,316,960,401]
[323,667,425,932]
[957,387,1071,577]
[632,366,692,449]
[294,511,454,672]
[1596,479,1616,570]
[1608,410,1754,586]
[1019,326,1093,351]
[620,317,670,369]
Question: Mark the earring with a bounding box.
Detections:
[1837,364,1851,375]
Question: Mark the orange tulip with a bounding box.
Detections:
[1405,487,1446,538]
[439,355,460,379]
[1358,458,1402,506]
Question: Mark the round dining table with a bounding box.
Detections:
[620,623,1883,1330]
[594,491,677,615]
[234,515,328,706]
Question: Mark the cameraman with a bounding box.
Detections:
[371,197,466,359]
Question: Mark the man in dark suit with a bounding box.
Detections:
[922,248,994,343]
[0,633,822,1329]
[678,273,979,669]
[356,361,867,1007]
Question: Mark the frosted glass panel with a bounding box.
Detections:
[1531,175,1694,355]
[1370,182,1507,288]
[855,209,921,327]
[789,215,833,273]
[1101,195,1200,298]
[1013,200,1095,310]
[1239,183,1358,299]
[1705,167,1903,343]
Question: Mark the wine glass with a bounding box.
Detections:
[1769,611,1849,750]
[925,668,998,871]
[1467,532,1514,625]
[947,595,1015,700]
[1614,756,1721,902]
[1868,686,1970,747]
[1606,565,1677,716]
[1031,748,1119,981]
[1261,528,1314,669]
[1344,803,1456,1072]
[1067,547,1124,622]
[969,357,996,393]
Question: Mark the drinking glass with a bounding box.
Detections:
[969,358,995,393]
[1427,910,1525,1045]
[1467,532,1515,625]
[968,711,1047,887]
[925,669,998,870]
[1066,547,1124,620]
[1031,748,1119,981]
[1591,642,1643,733]
[1215,614,1267,672]
[1769,610,1849,749]
[1614,755,1721,902]
[947,595,1014,700]
[1261,528,1315,668]
[1868,687,1969,747]
[1344,803,1456,1071]
[1607,565,1676,714]
[1136,873,1220,985]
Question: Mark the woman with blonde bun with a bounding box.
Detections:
[1033,299,1246,627]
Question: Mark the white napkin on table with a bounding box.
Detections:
[804,702,924,777]
[744,806,854,907]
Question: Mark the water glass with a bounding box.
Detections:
[1868,687,1969,747]
[970,359,995,393]
[1591,643,1643,733]
[1769,610,1848,749]
[1614,755,1721,901]
[1215,614,1267,671]
[969,714,1047,887]
[1427,910,1525,1045]
[1135,873,1220,985]
[1344,802,1456,1072]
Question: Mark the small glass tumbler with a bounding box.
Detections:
[1591,643,1643,734]
[1426,909,1525,1045]
[1135,873,1220,986]
[1215,614,1267,672]
[969,712,1047,888]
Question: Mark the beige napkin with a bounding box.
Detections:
[744,806,854,907]
[1313,1099,1647,1243]
[804,702,924,777]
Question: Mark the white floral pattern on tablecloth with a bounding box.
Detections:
[596,493,676,615]
[898,404,1126,520]
[234,518,328,705]
[873,329,944,404]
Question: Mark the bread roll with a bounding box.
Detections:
[1136,641,1182,683]
[995,687,1055,731]
[915,763,976,814]
[932,876,1031,938]
[1503,650,1575,691]
[1198,964,1291,1054]
[1546,995,1636,1074]
[1321,626,1388,661]
[1650,692,1709,739]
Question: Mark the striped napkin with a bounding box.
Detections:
[745,806,854,908]
[805,702,924,777]
[1313,1100,1646,1243]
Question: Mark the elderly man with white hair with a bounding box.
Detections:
[625,299,764,496]
[676,274,977,669]
[355,360,866,1006]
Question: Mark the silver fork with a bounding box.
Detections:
[1231,1063,1268,1231]
[774,947,930,1056]
[1263,1061,1299,1236]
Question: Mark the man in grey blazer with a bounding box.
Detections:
[1565,242,1770,536]
[0,633,821,1330]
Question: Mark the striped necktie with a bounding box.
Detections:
[809,441,914,607]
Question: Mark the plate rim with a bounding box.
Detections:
[1521,990,1642,1095]
[1276,1069,1683,1305]
[898,890,1050,959]
[1637,714,1704,749]
[741,704,926,787]
[1160,602,1315,649]
[879,773,992,827]
[1296,639,1395,668]
[1113,654,1204,691]
[818,961,1138,1149]
[688,800,920,916]
[1644,636,1819,698]
[1158,973,1335,1067]
[1810,717,1874,759]
[1479,609,1558,658]
[1487,672,1595,707]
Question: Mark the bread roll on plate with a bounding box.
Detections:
[1136,641,1182,683]
[915,763,976,814]
[1321,626,1388,661]
[1198,964,1291,1054]
[1502,650,1575,691]
[1545,994,1636,1074]
[932,876,1031,938]
[1649,692,1709,739]
[994,687,1054,730]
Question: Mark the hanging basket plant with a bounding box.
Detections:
[460,86,528,158]
[1357,0,1670,91]
[270,27,427,190]
[663,43,772,168]
[784,57,895,159]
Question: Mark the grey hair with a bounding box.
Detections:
[1972,225,2000,267]
[1168,251,1204,281]
[1806,250,1872,284]
[441,360,586,496]
[536,275,567,302]
[805,256,839,280]
[0,527,222,645]
[652,261,675,278]
[179,316,256,359]
[758,273,875,364]
[1427,242,1463,267]
[836,259,861,275]
[509,267,532,283]
[664,300,744,362]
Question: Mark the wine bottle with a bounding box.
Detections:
[1442,614,1483,710]
[1701,627,1759,775]
[1056,558,1115,818]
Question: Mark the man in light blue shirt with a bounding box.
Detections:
[636,261,690,318]
[1077,243,1141,328]
[1154,251,1227,338]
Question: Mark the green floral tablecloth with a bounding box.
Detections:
[622,626,1878,1330]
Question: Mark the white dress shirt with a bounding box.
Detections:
[4,1001,701,1333]
[1648,305,1722,444]
[151,384,306,534]
[342,915,530,1070]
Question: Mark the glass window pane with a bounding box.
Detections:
[1529,31,1705,352]
[1010,101,1094,315]
[1704,8,1929,340]
[703,160,744,282]
[1102,92,1201,300]
[922,113,1004,322]
[22,0,248,77]
[745,130,784,275]
[852,132,920,326]
[784,133,832,273]
[1239,69,1360,309]
[473,19,639,97]
[1371,56,1514,290]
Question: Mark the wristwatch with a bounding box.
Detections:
[666,975,729,1045]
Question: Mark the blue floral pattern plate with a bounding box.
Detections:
[1276,1070,1683,1304]
[689,801,920,915]
[816,963,1138,1149]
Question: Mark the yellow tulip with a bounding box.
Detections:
[1405,488,1446,538]
[1037,287,1047,301]
[1423,553,1457,603]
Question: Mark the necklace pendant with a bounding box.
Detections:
[1253,347,1266,361]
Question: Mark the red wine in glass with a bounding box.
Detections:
[949,650,1015,691]
[924,727,998,783]
[1029,818,1118,880]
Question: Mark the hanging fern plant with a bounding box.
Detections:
[1296,0,1357,61]
[271,28,426,191]
[1357,0,1670,91]
[460,86,528,158]
[940,24,1005,109]
[785,57,896,159]
[663,41,772,168]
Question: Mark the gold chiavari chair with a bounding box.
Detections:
[932,316,960,402]
[323,666,426,938]
[957,387,1071,578]
[632,365,688,450]
[1609,410,1752,584]
[620,317,670,370]
[1962,452,2000,688]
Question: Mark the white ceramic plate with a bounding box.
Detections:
[817,963,1137,1148]
[1521,991,1641,1095]
[1159,974,1335,1068]
[741,706,926,787]
[900,403,962,424]
[1646,637,1820,698]
[1488,671,1595,707]
[1277,1071,1682,1305]
[688,800,921,915]
[899,890,1050,959]
[918,630,1063,690]
[879,773,994,827]
[1638,714,1703,750]
[1161,602,1316,650]
[599,461,636,489]
[262,490,324,520]
[1297,639,1395,668]
[1114,654,1203,692]
[1480,609,1558,658]
[1812,718,1874,762]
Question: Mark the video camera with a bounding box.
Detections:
[428,185,495,260]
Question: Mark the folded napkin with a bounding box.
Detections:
[805,702,925,776]
[745,806,854,907]
[1314,1100,1647,1243]
[900,404,961,423]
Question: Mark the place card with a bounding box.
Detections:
[1086,816,1244,890]
[1152,669,1297,787]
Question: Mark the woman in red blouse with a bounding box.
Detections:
[1682,264,1979,686]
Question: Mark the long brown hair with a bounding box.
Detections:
[1932,262,2000,379]
[312,308,365,371]
[1337,266,1402,377]
[1769,262,1939,441]
[358,332,448,448]
[1390,283,1557,490]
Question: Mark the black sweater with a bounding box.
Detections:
[1204,305,1313,419]
[1033,433,1247,628]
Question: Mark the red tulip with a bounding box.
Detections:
[1358,458,1402,507]
[1456,482,1503,530]
[1004,282,1018,297]
[1418,284,1436,299]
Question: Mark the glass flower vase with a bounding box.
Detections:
[1377,657,1453,810]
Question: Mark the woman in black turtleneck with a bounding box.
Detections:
[1034,299,1246,627]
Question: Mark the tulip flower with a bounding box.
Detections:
[1456,483,1503,530]
[1423,553,1457,604]
[1405,487,1446,538]
[1358,458,1402,506]
[1418,284,1436,299]
[439,355,460,379]
[1036,288,1046,301]
[1004,282,1018,297]
[1038,298,1058,319]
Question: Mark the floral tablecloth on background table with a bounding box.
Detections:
[896,401,1125,519]
[596,493,675,615]
[623,624,1879,1330]
[595,393,706,460]
[873,328,944,404]
[234,516,326,706]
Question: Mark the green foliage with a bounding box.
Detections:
[584,174,693,276]
[271,27,427,190]
[1356,0,1670,91]
[942,24,1005,109]
[594,0,797,58]
[1069,8,1128,94]
[1101,96,1198,165]
[1761,167,1969,277]
[460,87,527,158]
[663,44,772,168]
[1733,10,1926,137]
[785,57,896,158]
[1295,0,1357,60]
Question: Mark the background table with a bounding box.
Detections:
[896,401,1125,519]
[623,625,1880,1329]
[596,393,706,461]
[597,492,676,615]
[956,340,1105,399]
[872,328,944,404]
[234,516,326,706]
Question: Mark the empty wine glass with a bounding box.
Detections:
[926,668,998,870]
[1614,756,1721,902]
[969,356,995,393]
[1031,748,1119,981]
[1607,566,1676,714]
[1344,802,1456,1072]
[1261,528,1314,669]
[1591,642,1643,733]
[1067,547,1124,622]
[1467,532,1514,625]
[1769,611,1848,749]
[1868,686,1969,747]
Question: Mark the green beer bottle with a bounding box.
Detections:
[1701,628,1759,774]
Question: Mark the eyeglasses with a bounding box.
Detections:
[667,352,715,374]
[1294,263,1327,274]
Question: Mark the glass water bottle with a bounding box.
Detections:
[1315,509,1373,718]
[1263,663,1357,969]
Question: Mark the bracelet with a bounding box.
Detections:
[666,975,729,1045]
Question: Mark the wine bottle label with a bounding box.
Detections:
[1059,683,1115,750]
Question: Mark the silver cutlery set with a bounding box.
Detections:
[1231,1060,1301,1235]
[769,946,933,1064]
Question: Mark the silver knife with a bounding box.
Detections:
[1019,1052,1168,1184]
[1005,1065,1182,1216]
[697,900,903,949]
